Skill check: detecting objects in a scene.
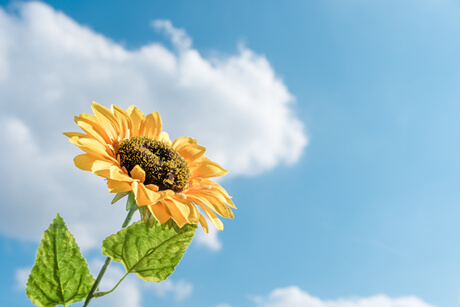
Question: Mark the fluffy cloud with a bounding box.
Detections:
[14,267,30,291]
[145,278,193,302]
[0,116,128,250]
[0,2,306,250]
[0,1,306,176]
[252,286,435,307]
[194,222,223,251]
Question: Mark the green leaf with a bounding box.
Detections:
[26,214,95,307]
[102,221,196,282]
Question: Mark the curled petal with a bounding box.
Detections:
[130,165,146,183]
[162,198,189,227]
[147,203,170,224]
[109,166,134,182]
[107,179,132,193]
[92,160,115,177]
[132,182,163,206]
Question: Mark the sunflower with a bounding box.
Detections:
[64,102,235,233]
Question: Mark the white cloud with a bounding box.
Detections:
[0,1,306,250]
[14,267,30,291]
[0,116,130,250]
[252,286,436,307]
[194,223,223,251]
[151,19,192,51]
[144,278,193,302]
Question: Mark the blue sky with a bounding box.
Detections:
[1,1,460,306]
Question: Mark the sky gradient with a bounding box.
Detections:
[1,1,460,306]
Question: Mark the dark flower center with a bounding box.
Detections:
[116,136,190,192]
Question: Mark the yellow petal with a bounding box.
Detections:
[132,182,163,206]
[188,193,233,219]
[198,214,209,234]
[91,101,120,142]
[75,115,111,144]
[126,105,145,135]
[75,120,107,144]
[145,184,159,192]
[74,154,97,171]
[109,166,134,182]
[197,203,224,230]
[139,111,162,139]
[92,160,115,177]
[172,136,197,151]
[201,180,236,209]
[70,137,115,161]
[190,160,228,180]
[64,132,87,138]
[77,113,98,122]
[159,131,172,145]
[107,179,132,193]
[111,105,132,139]
[162,199,188,227]
[184,201,199,224]
[178,143,206,164]
[130,165,145,183]
[148,203,170,224]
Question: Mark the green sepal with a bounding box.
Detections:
[126,192,135,211]
[102,221,196,282]
[26,213,95,307]
[111,192,130,205]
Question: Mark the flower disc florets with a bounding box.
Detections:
[117,136,190,192]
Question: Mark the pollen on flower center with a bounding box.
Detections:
[116,136,190,192]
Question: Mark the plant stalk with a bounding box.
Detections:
[83,196,137,307]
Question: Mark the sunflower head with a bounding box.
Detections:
[65,102,235,233]
[116,136,190,192]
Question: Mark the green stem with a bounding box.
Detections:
[93,271,130,298]
[83,196,137,307]
[83,256,111,307]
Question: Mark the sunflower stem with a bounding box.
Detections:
[83,195,138,307]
